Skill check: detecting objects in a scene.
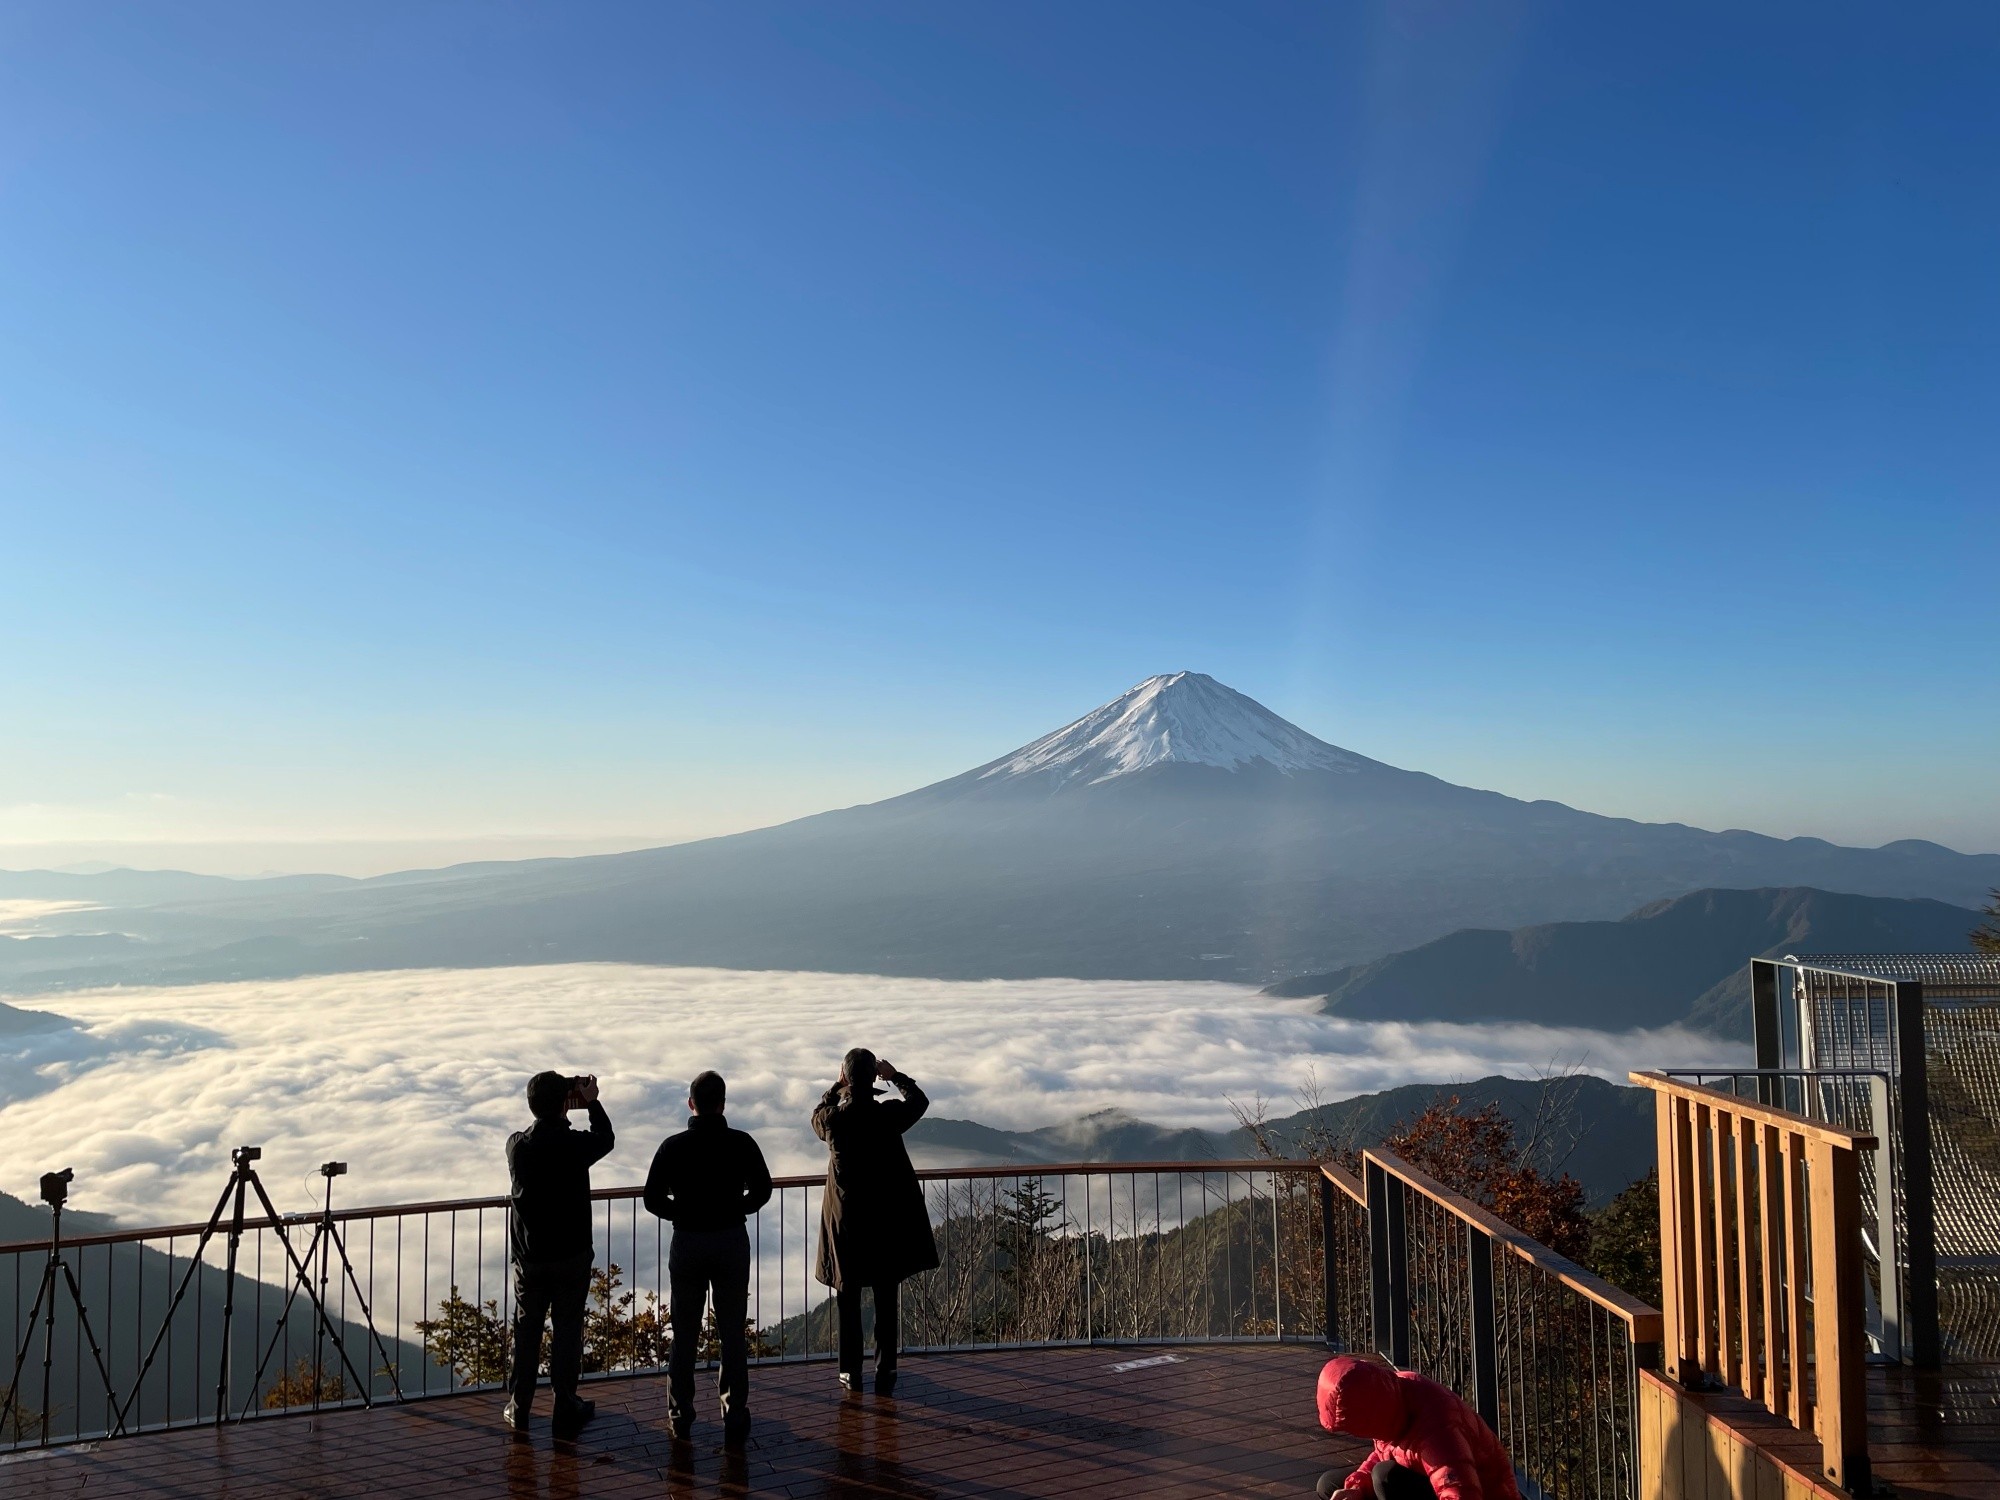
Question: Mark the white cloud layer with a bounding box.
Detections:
[0,964,1744,1228]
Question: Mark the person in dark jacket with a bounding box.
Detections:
[812,1048,938,1395]
[643,1070,773,1445]
[505,1070,614,1438]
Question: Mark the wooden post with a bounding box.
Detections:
[1693,1103,1719,1376]
[1669,1095,1702,1385]
[1759,1122,1784,1417]
[1784,1132,1810,1434]
[1808,1138,1870,1494]
[1656,1093,1685,1382]
[1734,1114,1759,1402]
[1711,1108,1739,1390]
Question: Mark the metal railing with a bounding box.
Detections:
[0,1160,1326,1452]
[1362,1150,1660,1500]
[2,1147,1673,1499]
[1320,1163,1371,1353]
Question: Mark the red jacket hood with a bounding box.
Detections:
[1317,1356,1409,1442]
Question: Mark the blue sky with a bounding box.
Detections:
[3,2,1997,872]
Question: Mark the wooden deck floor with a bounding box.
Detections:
[0,1344,1359,1500]
[1674,1360,2000,1499]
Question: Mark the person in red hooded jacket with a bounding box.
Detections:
[1314,1356,1521,1500]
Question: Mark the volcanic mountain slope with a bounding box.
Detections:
[10,673,2000,989]
[1265,886,1986,1036]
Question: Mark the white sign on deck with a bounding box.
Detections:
[1105,1353,1189,1374]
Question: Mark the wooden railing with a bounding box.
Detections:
[1629,1071,1875,1495]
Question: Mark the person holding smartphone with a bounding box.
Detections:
[505,1070,614,1438]
[812,1049,937,1395]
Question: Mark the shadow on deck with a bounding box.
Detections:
[0,1343,1356,1500]
[1648,1360,2000,1500]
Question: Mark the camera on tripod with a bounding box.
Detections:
[40,1167,74,1208]
[233,1145,262,1165]
[320,1161,348,1179]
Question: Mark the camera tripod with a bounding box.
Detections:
[1,1170,117,1447]
[112,1147,378,1433]
[239,1160,403,1417]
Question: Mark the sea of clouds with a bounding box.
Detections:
[0,964,1744,1227]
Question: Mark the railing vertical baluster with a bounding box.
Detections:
[1387,1171,1410,1369]
[1319,1173,1337,1348]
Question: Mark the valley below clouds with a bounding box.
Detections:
[0,963,1742,1228]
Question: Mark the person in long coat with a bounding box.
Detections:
[812,1047,939,1394]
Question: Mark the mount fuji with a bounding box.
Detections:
[10,673,2000,991]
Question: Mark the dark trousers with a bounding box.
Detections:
[835,1280,900,1376]
[510,1248,592,1409]
[669,1225,752,1425]
[1317,1460,1438,1500]
[1372,1461,1438,1500]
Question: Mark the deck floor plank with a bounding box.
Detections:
[0,1344,1359,1500]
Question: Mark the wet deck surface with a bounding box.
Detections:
[1687,1360,2000,1499]
[1,1343,1357,1499]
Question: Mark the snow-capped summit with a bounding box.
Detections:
[974,671,1367,789]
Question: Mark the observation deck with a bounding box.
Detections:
[2,1341,1349,1499]
[7,953,1999,1497]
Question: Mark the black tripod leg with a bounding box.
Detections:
[211,1172,250,1425]
[112,1172,238,1435]
[56,1259,118,1433]
[239,1224,325,1419]
[1,1263,54,1438]
[246,1173,371,1408]
[332,1225,404,1401]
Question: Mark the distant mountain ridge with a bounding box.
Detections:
[1265,886,1985,1036]
[5,674,1999,992]
[905,1073,1658,1207]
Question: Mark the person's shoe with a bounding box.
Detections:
[502,1398,531,1433]
[551,1397,596,1440]
[837,1372,863,1396]
[723,1413,751,1449]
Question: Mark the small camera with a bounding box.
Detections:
[39,1168,74,1208]
[233,1145,263,1165]
[319,1161,348,1179]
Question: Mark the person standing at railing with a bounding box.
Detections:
[812,1048,937,1396]
[1314,1355,1519,1500]
[504,1070,615,1440]
[643,1069,773,1447]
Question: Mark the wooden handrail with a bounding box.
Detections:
[1635,1070,1870,1493]
[0,1158,1323,1256]
[1628,1072,1877,1150]
[1363,1148,1664,1342]
[1320,1162,1365,1206]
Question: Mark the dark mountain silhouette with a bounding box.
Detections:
[1265,887,1984,1036]
[905,1073,1656,1207]
[7,674,1999,991]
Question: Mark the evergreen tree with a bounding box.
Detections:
[1974,890,2000,954]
